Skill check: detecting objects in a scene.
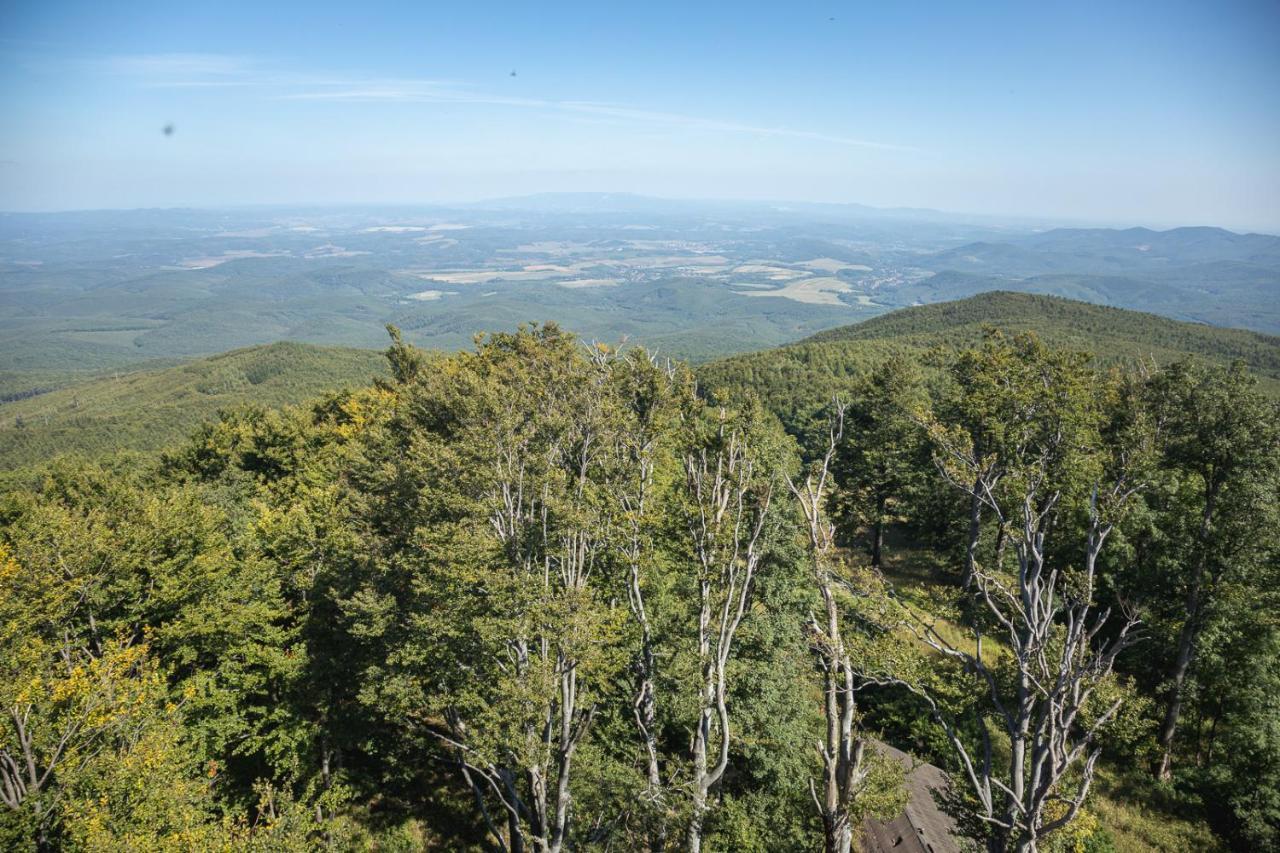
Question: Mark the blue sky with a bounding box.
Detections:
[2,0,1278,229]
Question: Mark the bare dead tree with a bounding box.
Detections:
[681,408,775,853]
[785,399,876,853]
[907,420,1144,853]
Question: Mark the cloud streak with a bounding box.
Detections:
[103,52,917,152]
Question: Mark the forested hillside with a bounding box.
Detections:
[6,292,1277,475]
[803,291,1280,367]
[699,292,1280,437]
[2,317,1277,852]
[0,342,387,471]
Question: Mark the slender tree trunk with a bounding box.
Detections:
[871,518,884,569]
[1156,483,1217,780]
[687,705,711,853]
[962,485,982,588]
[501,768,526,853]
[1156,585,1200,780]
[687,577,714,853]
[633,617,666,852]
[787,406,873,853]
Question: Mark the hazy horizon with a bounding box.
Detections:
[2,192,1278,238]
[3,1,1279,232]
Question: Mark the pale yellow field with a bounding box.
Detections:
[738,276,855,306]
[733,263,807,279]
[178,250,290,269]
[304,245,370,259]
[509,241,597,254]
[413,235,459,247]
[798,257,872,273]
[555,278,620,289]
[614,255,731,268]
[404,269,565,285]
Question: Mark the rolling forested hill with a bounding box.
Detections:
[697,292,1280,434]
[805,290,1280,369]
[0,341,387,470]
[5,291,1279,473]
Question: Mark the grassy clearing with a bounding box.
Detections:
[1091,768,1224,853]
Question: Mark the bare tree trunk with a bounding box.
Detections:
[788,403,872,853]
[619,442,666,847]
[823,809,854,853]
[910,431,1142,849]
[681,413,773,853]
[687,699,711,853]
[871,512,885,569]
[1156,583,1200,780]
[502,768,526,853]
[962,485,982,588]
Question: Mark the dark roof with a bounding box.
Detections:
[861,741,961,853]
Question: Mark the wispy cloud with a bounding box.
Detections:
[284,81,916,151]
[98,52,261,82]
[102,52,916,152]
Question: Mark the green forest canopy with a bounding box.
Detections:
[2,302,1278,852]
[4,292,1279,473]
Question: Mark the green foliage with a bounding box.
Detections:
[0,342,387,471]
[3,304,1279,850]
[698,292,1280,447]
[829,359,931,566]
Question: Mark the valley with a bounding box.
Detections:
[4,196,1277,401]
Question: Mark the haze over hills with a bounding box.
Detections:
[2,196,1278,403]
[463,192,1060,226]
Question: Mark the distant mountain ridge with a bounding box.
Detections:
[922,226,1280,273]
[1020,225,1280,257]
[465,192,1058,226]
[894,226,1280,334]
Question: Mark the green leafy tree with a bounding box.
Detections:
[831,359,929,568]
[1137,360,1280,780]
[348,325,634,852]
